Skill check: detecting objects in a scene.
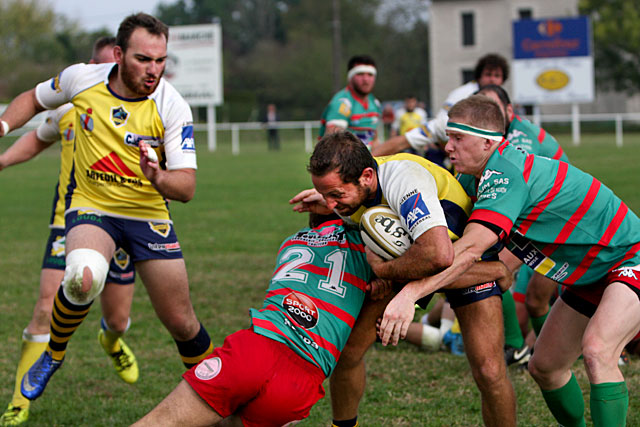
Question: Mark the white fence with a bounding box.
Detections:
[3,103,640,153]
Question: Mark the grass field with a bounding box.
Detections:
[1,129,639,426]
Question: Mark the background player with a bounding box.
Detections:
[0,36,139,427]
[0,13,213,402]
[319,55,382,150]
[133,216,374,426]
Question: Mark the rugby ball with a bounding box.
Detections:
[359,205,412,260]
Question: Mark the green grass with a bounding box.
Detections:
[1,130,639,426]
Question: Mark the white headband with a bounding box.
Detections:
[446,121,504,142]
[347,65,377,81]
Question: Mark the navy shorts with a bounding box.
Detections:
[42,228,135,285]
[65,210,184,262]
[444,281,502,309]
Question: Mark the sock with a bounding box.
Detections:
[11,330,49,408]
[99,317,130,353]
[450,318,461,334]
[174,323,213,368]
[531,309,549,336]
[439,318,453,337]
[590,382,628,427]
[502,290,524,348]
[541,372,586,427]
[47,287,93,361]
[332,416,359,427]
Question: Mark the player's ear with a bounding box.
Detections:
[359,167,375,186]
[506,103,515,121]
[113,46,125,64]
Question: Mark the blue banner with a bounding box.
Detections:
[513,16,590,59]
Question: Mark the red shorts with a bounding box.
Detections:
[182,328,326,427]
[561,266,640,318]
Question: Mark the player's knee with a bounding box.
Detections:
[527,352,555,384]
[581,334,615,374]
[62,249,109,305]
[469,355,506,391]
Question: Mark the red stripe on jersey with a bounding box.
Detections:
[251,317,318,363]
[609,242,640,271]
[537,128,546,143]
[553,147,565,160]
[351,112,380,121]
[108,152,137,177]
[523,155,534,183]
[497,139,509,154]
[302,264,368,293]
[257,305,341,360]
[469,209,514,238]
[554,178,601,244]
[347,86,369,110]
[264,289,359,327]
[564,201,629,284]
[518,162,568,236]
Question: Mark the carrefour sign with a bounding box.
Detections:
[512,16,593,104]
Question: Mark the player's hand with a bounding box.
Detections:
[495,262,514,293]
[377,289,415,346]
[367,278,392,300]
[365,247,386,276]
[289,188,333,215]
[139,141,159,181]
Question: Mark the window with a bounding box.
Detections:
[462,12,475,46]
[519,8,532,19]
[462,69,475,84]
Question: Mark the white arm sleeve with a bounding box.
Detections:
[34,63,96,110]
[404,113,449,150]
[378,160,448,240]
[36,104,73,143]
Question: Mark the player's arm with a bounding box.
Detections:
[371,134,410,156]
[289,188,334,215]
[366,225,453,281]
[139,142,195,202]
[0,131,55,171]
[378,222,498,345]
[325,123,346,134]
[0,89,45,137]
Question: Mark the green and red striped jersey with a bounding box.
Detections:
[469,142,640,285]
[250,220,373,377]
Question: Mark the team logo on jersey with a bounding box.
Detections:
[181,123,195,153]
[89,152,138,177]
[400,191,430,230]
[113,248,131,270]
[51,235,66,257]
[148,222,171,238]
[338,98,352,117]
[194,357,222,381]
[63,125,75,141]
[478,169,503,188]
[283,291,319,329]
[50,74,62,93]
[110,105,129,127]
[506,129,526,141]
[80,113,94,132]
[124,132,162,148]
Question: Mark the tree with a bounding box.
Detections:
[580,0,640,94]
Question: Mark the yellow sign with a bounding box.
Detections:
[536,70,570,91]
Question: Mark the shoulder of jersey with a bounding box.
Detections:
[359,205,413,260]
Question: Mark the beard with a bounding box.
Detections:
[120,57,164,97]
[335,184,372,216]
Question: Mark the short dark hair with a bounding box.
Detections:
[477,84,511,108]
[448,95,505,134]
[308,131,377,185]
[347,55,376,71]
[92,36,116,61]
[116,13,169,52]
[474,53,509,82]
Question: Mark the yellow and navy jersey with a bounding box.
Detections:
[36,104,75,228]
[34,63,196,222]
[343,153,472,242]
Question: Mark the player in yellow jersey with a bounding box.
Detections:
[0,13,212,403]
[0,37,139,427]
[290,131,517,427]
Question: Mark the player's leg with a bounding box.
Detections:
[454,294,516,427]
[21,223,115,400]
[99,279,138,384]
[132,380,223,427]
[330,295,391,427]
[525,272,557,336]
[527,296,587,426]
[1,268,61,426]
[135,258,212,368]
[582,280,640,426]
